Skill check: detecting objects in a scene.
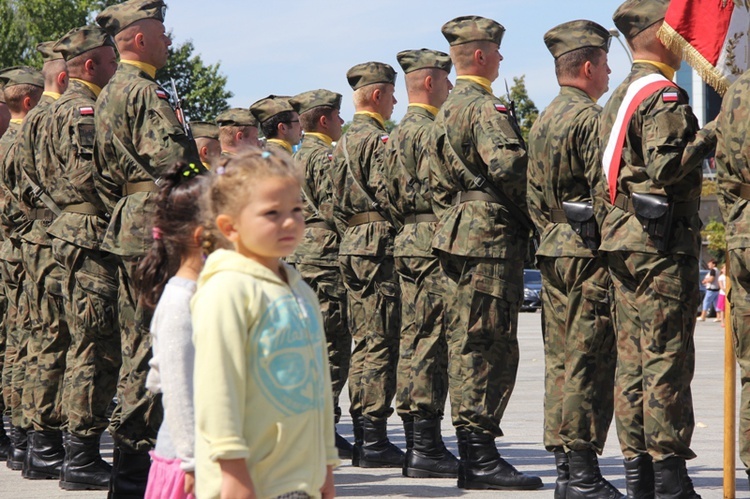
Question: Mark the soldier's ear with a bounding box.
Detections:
[372,88,382,104]
[57,71,67,88]
[424,75,434,92]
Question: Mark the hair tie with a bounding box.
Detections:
[152,227,163,240]
[179,162,203,181]
[262,151,271,159]
[215,166,225,175]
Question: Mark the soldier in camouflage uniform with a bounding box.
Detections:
[527,21,621,499]
[216,108,260,157]
[426,16,542,490]
[191,121,220,168]
[601,1,717,496]
[251,95,302,156]
[94,1,202,495]
[44,25,120,491]
[287,89,352,458]
[12,42,69,481]
[0,67,43,472]
[0,88,9,138]
[715,57,750,493]
[382,48,457,479]
[330,61,403,468]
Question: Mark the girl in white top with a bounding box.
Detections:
[192,149,338,499]
[137,162,211,499]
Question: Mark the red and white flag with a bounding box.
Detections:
[658,0,750,96]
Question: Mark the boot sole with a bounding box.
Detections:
[404,467,458,479]
[360,460,404,469]
[7,460,24,471]
[23,469,60,480]
[458,478,544,491]
[59,480,110,491]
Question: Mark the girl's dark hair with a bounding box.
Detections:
[136,161,209,311]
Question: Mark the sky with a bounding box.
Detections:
[164,0,635,122]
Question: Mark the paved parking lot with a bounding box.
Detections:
[0,312,745,498]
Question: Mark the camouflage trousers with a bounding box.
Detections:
[606,250,698,460]
[438,253,522,436]
[294,262,350,418]
[53,239,121,438]
[108,256,162,453]
[0,284,6,418]
[1,240,32,429]
[537,256,616,453]
[728,248,750,469]
[394,255,449,420]
[21,239,70,431]
[340,255,400,422]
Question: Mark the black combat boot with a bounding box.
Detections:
[24,430,65,480]
[567,449,624,498]
[359,416,404,468]
[59,433,112,491]
[403,418,459,478]
[7,426,28,471]
[653,457,701,499]
[351,414,364,467]
[553,449,569,499]
[456,429,543,490]
[0,419,11,461]
[107,447,151,499]
[624,454,655,499]
[403,417,414,452]
[334,411,353,460]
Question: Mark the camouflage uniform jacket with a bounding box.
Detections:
[94,62,200,257]
[427,78,529,260]
[331,113,395,257]
[527,86,603,258]
[599,62,715,257]
[14,94,57,245]
[716,70,750,251]
[265,140,293,157]
[288,134,340,265]
[0,121,27,242]
[0,122,22,261]
[46,79,110,250]
[383,105,437,258]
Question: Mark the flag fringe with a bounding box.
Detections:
[657,23,729,96]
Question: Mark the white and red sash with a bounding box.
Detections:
[602,74,677,204]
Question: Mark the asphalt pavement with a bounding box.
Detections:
[0,312,744,498]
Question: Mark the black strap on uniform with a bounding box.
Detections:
[340,134,392,227]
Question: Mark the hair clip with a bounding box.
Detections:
[179,162,202,181]
[215,166,225,175]
[262,151,271,159]
[152,227,163,240]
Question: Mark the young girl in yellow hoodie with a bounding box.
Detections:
[192,149,338,499]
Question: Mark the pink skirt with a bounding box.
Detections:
[145,452,195,499]
[717,294,726,312]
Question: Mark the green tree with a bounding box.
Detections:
[156,40,232,122]
[497,75,539,143]
[702,219,726,260]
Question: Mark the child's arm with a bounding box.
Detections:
[219,458,255,499]
[320,465,335,499]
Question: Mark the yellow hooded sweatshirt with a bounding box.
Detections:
[192,249,339,499]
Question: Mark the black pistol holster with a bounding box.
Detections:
[562,201,599,251]
[631,192,673,252]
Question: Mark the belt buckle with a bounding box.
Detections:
[472,176,486,188]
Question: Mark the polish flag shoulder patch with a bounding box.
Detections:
[662,91,679,103]
[381,135,389,144]
[155,88,170,100]
[79,106,94,116]
[495,104,508,113]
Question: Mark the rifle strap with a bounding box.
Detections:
[20,169,61,217]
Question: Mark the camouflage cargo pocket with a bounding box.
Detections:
[467,273,521,350]
[580,279,612,353]
[650,272,691,353]
[73,269,117,333]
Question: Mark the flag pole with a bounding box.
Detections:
[725,255,736,499]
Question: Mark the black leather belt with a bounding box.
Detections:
[348,211,386,227]
[453,190,498,205]
[404,213,438,224]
